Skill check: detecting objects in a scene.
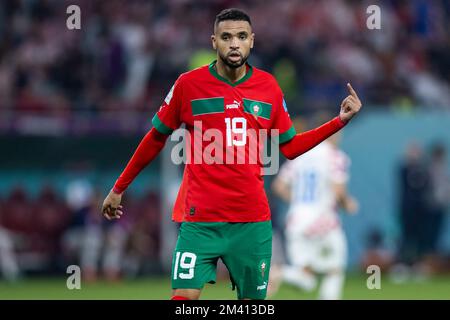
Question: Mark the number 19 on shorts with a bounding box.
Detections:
[173,252,197,280]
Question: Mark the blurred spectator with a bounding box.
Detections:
[0,197,20,281]
[424,143,450,255]
[62,179,129,281]
[0,0,449,135]
[62,180,161,280]
[360,228,394,272]
[2,187,33,236]
[124,191,162,276]
[2,187,36,273]
[0,179,163,278]
[31,185,70,272]
[1,185,71,274]
[397,142,429,265]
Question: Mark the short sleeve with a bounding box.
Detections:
[271,84,296,144]
[331,150,350,184]
[151,76,184,135]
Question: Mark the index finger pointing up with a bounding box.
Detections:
[347,83,358,99]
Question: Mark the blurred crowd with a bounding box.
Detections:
[397,142,450,270]
[1,0,450,282]
[0,181,162,281]
[361,142,450,277]
[0,0,449,135]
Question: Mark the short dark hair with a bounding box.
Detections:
[214,8,252,29]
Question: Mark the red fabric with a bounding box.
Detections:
[160,63,292,222]
[280,116,347,160]
[171,295,190,300]
[172,168,187,222]
[112,62,347,223]
[113,128,168,194]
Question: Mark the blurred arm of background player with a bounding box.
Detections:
[330,131,359,215]
[272,176,291,203]
[334,182,358,214]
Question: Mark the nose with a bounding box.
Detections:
[230,36,239,49]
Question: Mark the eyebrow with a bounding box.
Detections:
[220,31,249,37]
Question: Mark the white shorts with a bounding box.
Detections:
[286,227,347,273]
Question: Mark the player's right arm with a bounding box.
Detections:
[276,83,362,160]
[102,76,184,220]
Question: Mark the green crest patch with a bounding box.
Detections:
[243,99,272,120]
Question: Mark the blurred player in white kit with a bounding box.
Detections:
[271,132,358,300]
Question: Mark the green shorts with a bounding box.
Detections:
[171,221,272,299]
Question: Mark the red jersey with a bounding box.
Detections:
[152,61,295,222]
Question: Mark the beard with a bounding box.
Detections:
[218,50,249,69]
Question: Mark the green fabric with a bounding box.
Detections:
[208,60,253,87]
[171,221,272,299]
[151,114,173,135]
[278,125,296,144]
[243,98,272,120]
[191,97,224,115]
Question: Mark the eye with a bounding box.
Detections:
[222,35,230,41]
[239,34,247,40]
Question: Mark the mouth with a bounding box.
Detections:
[228,52,242,62]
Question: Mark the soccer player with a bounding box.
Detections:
[101,8,362,300]
[272,132,358,300]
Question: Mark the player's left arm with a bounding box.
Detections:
[279,83,362,160]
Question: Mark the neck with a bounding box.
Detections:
[215,59,247,83]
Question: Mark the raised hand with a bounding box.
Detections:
[339,83,362,123]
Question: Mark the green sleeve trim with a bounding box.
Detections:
[152,114,173,135]
[278,125,296,144]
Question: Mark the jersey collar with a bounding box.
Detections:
[208,60,253,87]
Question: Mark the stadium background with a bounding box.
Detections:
[0,0,449,299]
